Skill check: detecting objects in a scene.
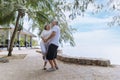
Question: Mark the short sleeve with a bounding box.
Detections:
[40,30,45,37]
[52,26,57,32]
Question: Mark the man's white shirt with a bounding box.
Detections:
[49,25,60,46]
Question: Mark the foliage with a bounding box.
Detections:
[14,37,37,47]
[19,38,24,47]
[26,38,37,46]
[63,0,120,26]
[0,0,76,47]
[106,0,120,26]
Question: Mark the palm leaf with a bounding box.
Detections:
[0,11,15,25]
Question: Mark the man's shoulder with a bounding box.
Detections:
[52,25,58,29]
[53,25,60,29]
[54,25,59,27]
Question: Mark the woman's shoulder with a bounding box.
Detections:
[42,30,51,34]
[42,30,47,33]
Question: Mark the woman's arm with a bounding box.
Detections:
[41,37,45,42]
[40,30,46,42]
[44,31,56,42]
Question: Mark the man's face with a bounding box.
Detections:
[52,21,56,26]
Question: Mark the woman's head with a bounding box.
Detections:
[44,24,50,30]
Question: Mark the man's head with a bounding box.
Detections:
[51,20,58,26]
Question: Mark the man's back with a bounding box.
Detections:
[49,25,60,46]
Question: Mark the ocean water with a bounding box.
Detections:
[61,27,120,65]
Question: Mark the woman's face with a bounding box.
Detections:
[46,25,50,30]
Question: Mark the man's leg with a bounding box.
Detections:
[47,60,56,71]
[53,44,58,69]
[46,44,56,71]
[53,59,57,66]
[53,59,58,69]
[48,60,54,68]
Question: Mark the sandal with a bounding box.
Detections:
[55,66,59,70]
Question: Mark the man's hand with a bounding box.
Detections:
[44,31,56,43]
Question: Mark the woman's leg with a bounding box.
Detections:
[40,42,48,70]
[43,61,47,70]
[43,56,47,69]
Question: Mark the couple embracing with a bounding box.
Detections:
[40,20,60,71]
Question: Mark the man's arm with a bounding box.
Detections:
[45,31,56,42]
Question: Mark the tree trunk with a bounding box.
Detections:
[8,12,21,56]
[17,31,21,50]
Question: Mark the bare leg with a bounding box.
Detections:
[53,59,58,69]
[53,59,57,66]
[49,60,54,68]
[46,60,56,71]
[43,61,47,69]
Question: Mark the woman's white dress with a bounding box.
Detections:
[40,30,52,56]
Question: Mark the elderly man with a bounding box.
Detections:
[45,20,60,71]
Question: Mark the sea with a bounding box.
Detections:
[61,26,120,65]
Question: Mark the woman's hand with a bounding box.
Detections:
[44,39,48,43]
[41,37,46,42]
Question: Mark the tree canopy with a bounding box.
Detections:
[62,0,120,26]
[0,0,75,46]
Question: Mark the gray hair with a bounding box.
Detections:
[52,20,58,25]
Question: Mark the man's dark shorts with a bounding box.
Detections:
[46,44,58,60]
